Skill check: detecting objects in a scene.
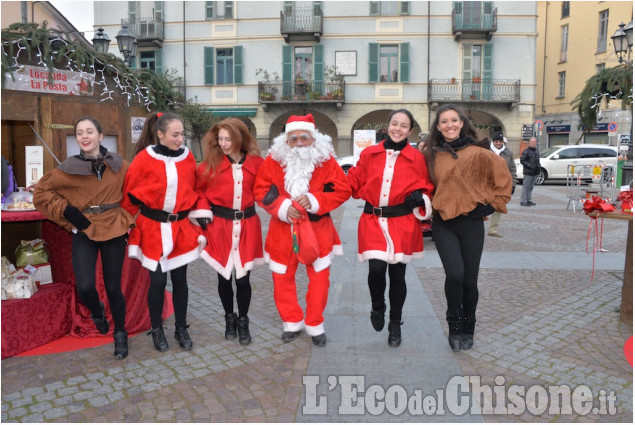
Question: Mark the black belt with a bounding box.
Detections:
[82,202,120,214]
[308,212,330,222]
[363,202,412,218]
[140,204,189,223]
[211,204,256,220]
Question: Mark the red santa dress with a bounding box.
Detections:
[190,154,265,280]
[253,135,351,336]
[347,141,434,264]
[122,146,205,272]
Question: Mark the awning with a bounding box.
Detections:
[204,108,258,117]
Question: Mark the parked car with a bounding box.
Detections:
[514,144,617,185]
[336,143,419,174]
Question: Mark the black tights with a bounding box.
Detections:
[148,264,189,329]
[71,232,127,332]
[367,259,407,322]
[218,271,251,317]
[431,214,484,316]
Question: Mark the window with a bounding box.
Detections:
[561,1,570,18]
[461,42,493,100]
[128,1,137,21]
[558,71,566,97]
[596,63,605,73]
[560,25,568,62]
[556,148,578,160]
[598,10,609,53]
[368,43,409,83]
[206,1,234,20]
[204,46,243,85]
[294,47,313,81]
[369,1,410,16]
[154,1,163,20]
[380,45,399,82]
[139,50,162,74]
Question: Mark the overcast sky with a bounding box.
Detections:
[50,1,95,36]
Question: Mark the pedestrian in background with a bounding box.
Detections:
[422,104,512,352]
[34,116,133,359]
[488,133,517,237]
[122,112,205,353]
[190,118,264,345]
[520,136,540,206]
[347,109,434,347]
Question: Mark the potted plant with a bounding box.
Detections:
[309,90,321,100]
[259,92,275,101]
[332,88,344,100]
[451,77,456,84]
[472,76,481,83]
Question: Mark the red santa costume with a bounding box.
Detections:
[122,145,205,272]
[190,154,265,280]
[347,141,434,263]
[254,114,351,337]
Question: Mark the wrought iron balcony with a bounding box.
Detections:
[122,17,164,48]
[280,7,323,43]
[452,7,497,41]
[258,80,345,111]
[428,79,520,109]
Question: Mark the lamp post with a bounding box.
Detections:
[115,24,137,67]
[91,28,110,54]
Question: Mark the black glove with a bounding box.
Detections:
[196,217,211,230]
[511,186,516,195]
[467,204,496,220]
[63,205,91,230]
[405,190,424,210]
[262,184,279,206]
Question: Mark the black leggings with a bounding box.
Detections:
[148,264,189,329]
[71,232,127,332]
[367,259,407,322]
[432,214,485,316]
[218,271,251,317]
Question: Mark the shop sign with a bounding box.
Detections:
[3,65,94,96]
[546,124,571,133]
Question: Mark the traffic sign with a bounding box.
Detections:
[534,120,543,130]
[521,124,533,139]
[608,122,617,132]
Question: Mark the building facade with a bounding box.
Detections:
[536,1,633,148]
[94,1,537,157]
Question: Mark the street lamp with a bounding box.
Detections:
[115,24,136,65]
[91,28,110,54]
[611,22,632,63]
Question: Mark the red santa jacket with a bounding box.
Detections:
[122,146,205,272]
[254,155,351,273]
[347,141,434,264]
[190,154,265,280]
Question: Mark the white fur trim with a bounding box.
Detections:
[413,194,433,221]
[232,165,243,210]
[128,244,159,272]
[377,217,395,261]
[311,255,332,273]
[357,250,415,264]
[145,145,190,162]
[283,320,305,333]
[306,192,319,214]
[278,198,292,223]
[285,121,315,134]
[266,254,288,274]
[304,322,325,336]
[158,237,205,272]
[200,251,232,280]
[379,150,400,207]
[332,245,343,256]
[160,222,175,263]
[188,209,213,220]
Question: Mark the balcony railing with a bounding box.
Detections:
[258,80,345,110]
[280,7,323,42]
[428,79,520,106]
[452,7,497,41]
[122,17,164,47]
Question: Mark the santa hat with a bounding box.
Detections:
[285,114,316,134]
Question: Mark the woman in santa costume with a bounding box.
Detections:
[347,109,434,347]
[189,118,264,346]
[254,114,351,347]
[122,112,205,352]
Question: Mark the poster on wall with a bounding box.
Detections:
[25,146,43,188]
[353,130,376,162]
[131,117,146,144]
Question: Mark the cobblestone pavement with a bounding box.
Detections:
[1,184,632,422]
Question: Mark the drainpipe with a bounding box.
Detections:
[541,2,548,114]
[183,1,187,102]
[31,1,41,24]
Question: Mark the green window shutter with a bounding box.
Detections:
[482,43,493,100]
[226,1,234,18]
[282,45,292,96]
[400,2,410,15]
[369,43,379,83]
[205,1,214,19]
[204,47,214,85]
[233,45,243,84]
[399,42,409,82]
[461,43,472,99]
[484,1,492,14]
[313,1,322,15]
[155,49,163,75]
[370,1,380,16]
[313,44,324,94]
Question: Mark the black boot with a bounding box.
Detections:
[237,316,251,346]
[175,325,193,351]
[370,303,386,332]
[91,302,109,335]
[446,308,464,352]
[147,326,168,352]
[113,330,128,359]
[387,320,403,347]
[225,313,238,340]
[462,313,476,350]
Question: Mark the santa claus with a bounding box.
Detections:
[254,114,351,347]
